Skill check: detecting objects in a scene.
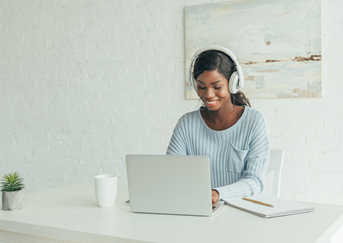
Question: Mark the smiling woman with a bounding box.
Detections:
[194,49,250,132]
[196,69,245,132]
[167,46,269,203]
[194,49,251,110]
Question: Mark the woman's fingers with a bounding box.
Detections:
[211,189,219,203]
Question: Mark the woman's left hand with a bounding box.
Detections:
[211,189,219,203]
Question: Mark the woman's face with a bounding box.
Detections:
[196,69,231,111]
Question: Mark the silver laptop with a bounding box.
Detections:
[126,155,224,217]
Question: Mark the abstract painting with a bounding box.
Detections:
[185,0,322,99]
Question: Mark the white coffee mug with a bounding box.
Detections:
[94,174,117,207]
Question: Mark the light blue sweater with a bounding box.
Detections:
[166,106,269,199]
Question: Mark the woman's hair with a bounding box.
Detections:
[193,50,251,107]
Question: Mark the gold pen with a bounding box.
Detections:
[242,198,274,208]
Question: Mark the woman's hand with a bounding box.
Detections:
[211,189,219,203]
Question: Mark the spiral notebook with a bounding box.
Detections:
[223,194,315,219]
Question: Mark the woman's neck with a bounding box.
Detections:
[201,104,244,131]
[205,103,235,122]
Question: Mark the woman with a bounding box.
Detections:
[167,46,269,203]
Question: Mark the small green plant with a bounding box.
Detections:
[1,172,25,192]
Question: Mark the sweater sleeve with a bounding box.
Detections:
[214,114,270,199]
[166,116,188,155]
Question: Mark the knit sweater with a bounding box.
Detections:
[166,106,269,199]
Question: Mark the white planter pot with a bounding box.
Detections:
[2,190,25,211]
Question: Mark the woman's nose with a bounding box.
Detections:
[204,89,214,98]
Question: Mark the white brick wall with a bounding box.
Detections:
[1,0,343,205]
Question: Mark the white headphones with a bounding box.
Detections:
[188,45,244,94]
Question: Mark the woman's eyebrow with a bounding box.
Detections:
[196,80,221,85]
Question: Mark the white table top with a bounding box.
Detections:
[1,183,343,243]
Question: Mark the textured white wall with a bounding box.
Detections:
[0,0,342,204]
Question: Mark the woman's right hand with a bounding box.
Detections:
[211,189,219,203]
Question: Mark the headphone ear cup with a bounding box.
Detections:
[189,57,198,92]
[229,71,239,94]
[192,77,197,92]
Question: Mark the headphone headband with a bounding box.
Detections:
[189,45,244,94]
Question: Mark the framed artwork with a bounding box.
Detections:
[185,0,322,99]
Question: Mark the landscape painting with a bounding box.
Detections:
[185,0,322,99]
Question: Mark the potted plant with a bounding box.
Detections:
[1,172,25,211]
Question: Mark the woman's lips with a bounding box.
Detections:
[205,100,218,107]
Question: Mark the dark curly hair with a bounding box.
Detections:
[193,50,251,107]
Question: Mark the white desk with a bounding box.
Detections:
[1,183,343,243]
